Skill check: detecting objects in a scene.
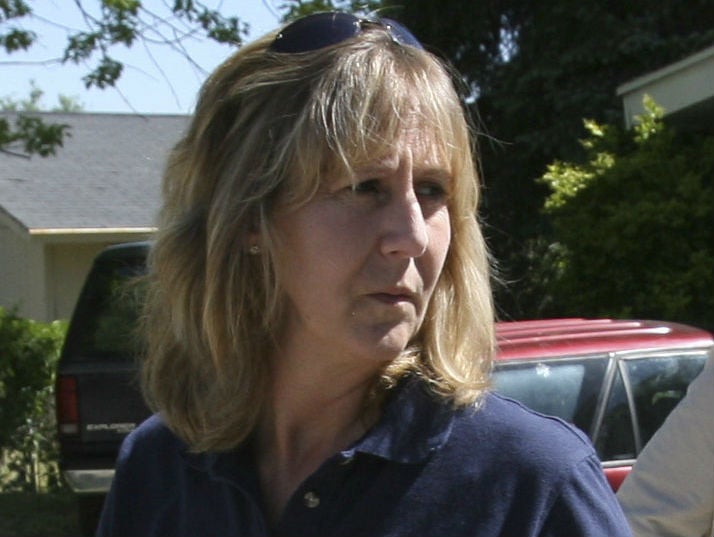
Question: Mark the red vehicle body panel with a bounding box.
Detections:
[603,466,633,492]
[496,318,712,361]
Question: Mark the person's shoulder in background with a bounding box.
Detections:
[617,353,714,537]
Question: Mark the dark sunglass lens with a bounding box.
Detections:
[270,12,361,53]
[382,18,424,50]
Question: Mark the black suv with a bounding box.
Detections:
[56,241,714,535]
[56,242,152,535]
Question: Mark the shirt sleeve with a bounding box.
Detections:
[95,430,148,537]
[95,416,178,537]
[617,352,714,537]
[541,453,633,537]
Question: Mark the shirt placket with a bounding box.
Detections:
[275,452,357,536]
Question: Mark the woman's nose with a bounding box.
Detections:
[378,190,429,258]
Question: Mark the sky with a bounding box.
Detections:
[0,1,283,115]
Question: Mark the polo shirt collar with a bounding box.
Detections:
[187,377,457,482]
[343,377,456,463]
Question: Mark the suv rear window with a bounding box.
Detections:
[63,255,146,362]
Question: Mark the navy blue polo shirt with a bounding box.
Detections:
[97,380,631,537]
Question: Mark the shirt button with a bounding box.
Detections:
[303,491,320,509]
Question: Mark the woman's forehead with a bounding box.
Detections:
[353,122,452,171]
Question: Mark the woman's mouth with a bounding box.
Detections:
[370,290,416,307]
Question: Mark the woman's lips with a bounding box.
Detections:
[370,292,415,306]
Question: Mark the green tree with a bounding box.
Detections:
[0,112,70,157]
[1,80,84,112]
[540,98,714,331]
[1,0,247,156]
[0,307,68,492]
[1,81,84,157]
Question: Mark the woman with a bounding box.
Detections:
[97,12,631,537]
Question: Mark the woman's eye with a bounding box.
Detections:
[351,179,381,195]
[415,182,447,199]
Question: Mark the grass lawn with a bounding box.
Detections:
[0,492,81,537]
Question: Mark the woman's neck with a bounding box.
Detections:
[254,355,380,525]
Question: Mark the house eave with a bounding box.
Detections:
[617,45,714,130]
[28,227,156,243]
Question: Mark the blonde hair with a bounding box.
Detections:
[141,23,495,452]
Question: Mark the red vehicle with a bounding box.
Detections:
[492,318,713,491]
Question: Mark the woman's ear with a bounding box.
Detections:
[243,206,263,255]
[243,230,262,255]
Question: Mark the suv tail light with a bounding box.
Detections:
[56,375,80,435]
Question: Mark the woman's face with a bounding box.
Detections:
[271,124,452,371]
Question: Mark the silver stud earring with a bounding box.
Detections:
[248,244,261,255]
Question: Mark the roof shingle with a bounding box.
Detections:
[0,112,188,231]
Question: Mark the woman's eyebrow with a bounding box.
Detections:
[413,166,453,182]
[353,159,452,178]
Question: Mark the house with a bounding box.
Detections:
[0,112,188,321]
[617,44,714,131]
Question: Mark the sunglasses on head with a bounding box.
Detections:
[269,12,424,54]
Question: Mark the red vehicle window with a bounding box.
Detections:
[620,353,707,450]
[595,369,636,462]
[492,356,608,438]
[493,345,710,493]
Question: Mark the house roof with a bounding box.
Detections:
[0,112,188,234]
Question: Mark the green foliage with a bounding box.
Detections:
[0,0,33,52]
[0,114,70,157]
[0,82,82,156]
[172,1,244,43]
[542,120,617,211]
[56,95,84,113]
[81,55,123,90]
[0,79,42,111]
[0,307,68,492]
[0,80,84,113]
[0,0,31,18]
[52,1,245,90]
[0,26,33,51]
[540,98,714,330]
[0,1,33,75]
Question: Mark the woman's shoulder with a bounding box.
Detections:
[450,391,596,465]
[118,414,186,466]
[124,414,176,446]
[111,413,203,496]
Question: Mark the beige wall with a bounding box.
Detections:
[0,224,46,320]
[45,242,114,320]
[1,226,151,321]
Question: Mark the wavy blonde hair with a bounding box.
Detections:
[141,22,495,452]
